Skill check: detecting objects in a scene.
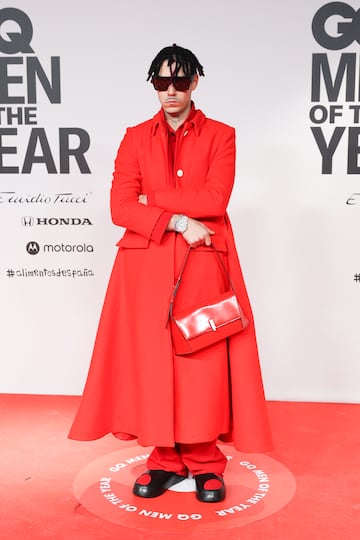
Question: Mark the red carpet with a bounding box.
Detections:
[0,395,359,539]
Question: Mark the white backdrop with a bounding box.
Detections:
[0,0,359,402]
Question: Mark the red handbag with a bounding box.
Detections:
[168,245,249,355]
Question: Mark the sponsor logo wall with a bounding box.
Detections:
[0,1,359,402]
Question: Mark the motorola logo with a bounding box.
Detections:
[25,241,93,254]
[26,241,40,255]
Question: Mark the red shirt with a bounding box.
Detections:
[149,104,196,243]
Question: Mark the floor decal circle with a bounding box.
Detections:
[73,445,296,534]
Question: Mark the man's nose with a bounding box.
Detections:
[167,83,176,94]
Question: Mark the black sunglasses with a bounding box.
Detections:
[151,76,192,92]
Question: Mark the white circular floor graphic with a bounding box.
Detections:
[73,445,296,534]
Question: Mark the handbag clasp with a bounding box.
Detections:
[208,318,217,331]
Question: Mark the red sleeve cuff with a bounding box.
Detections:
[147,191,156,207]
[151,211,173,244]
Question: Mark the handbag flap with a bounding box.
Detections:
[173,291,242,340]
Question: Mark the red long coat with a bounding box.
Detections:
[68,107,272,452]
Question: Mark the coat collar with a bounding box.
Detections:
[150,102,206,136]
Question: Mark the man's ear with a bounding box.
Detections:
[191,74,199,90]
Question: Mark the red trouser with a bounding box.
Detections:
[147,440,227,476]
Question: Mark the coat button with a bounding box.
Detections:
[176,169,184,177]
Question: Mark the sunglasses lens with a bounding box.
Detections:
[173,77,191,91]
[152,77,191,92]
[152,77,171,91]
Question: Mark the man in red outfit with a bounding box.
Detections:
[69,44,272,503]
[133,45,228,502]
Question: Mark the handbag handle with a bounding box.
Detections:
[167,244,238,321]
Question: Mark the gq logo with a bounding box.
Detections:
[312,2,360,50]
[0,7,34,54]
[0,7,91,175]
[26,241,40,255]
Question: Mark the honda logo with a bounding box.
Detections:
[22,216,34,226]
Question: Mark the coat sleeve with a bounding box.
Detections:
[110,128,170,242]
[148,127,236,218]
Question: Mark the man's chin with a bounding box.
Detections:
[164,103,180,111]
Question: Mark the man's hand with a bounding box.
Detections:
[138,194,147,205]
[166,214,215,247]
[182,218,215,247]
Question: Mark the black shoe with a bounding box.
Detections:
[133,469,187,498]
[194,473,225,503]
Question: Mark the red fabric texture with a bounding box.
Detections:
[135,473,152,486]
[68,106,272,453]
[150,210,172,244]
[203,478,223,489]
[147,441,227,476]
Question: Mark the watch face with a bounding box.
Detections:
[175,215,188,233]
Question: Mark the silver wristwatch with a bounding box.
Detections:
[174,214,189,233]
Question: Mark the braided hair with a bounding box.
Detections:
[147,44,205,80]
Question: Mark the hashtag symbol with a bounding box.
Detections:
[6,269,15,278]
[354,274,360,282]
